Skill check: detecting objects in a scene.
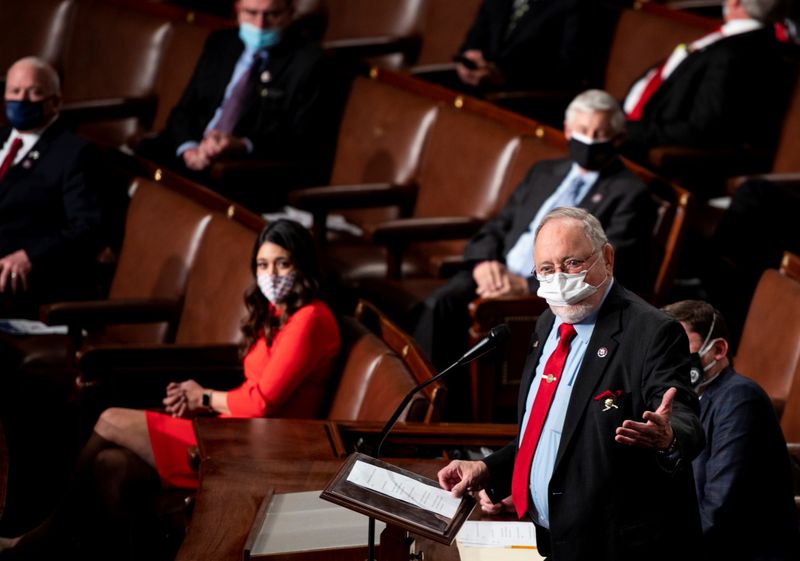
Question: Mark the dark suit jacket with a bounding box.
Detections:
[693,367,798,561]
[463,158,656,293]
[461,0,594,88]
[484,283,704,561]
[160,26,325,159]
[625,27,792,151]
[0,121,103,301]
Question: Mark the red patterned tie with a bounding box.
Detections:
[0,137,23,183]
[511,322,577,519]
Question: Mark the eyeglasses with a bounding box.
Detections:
[534,250,597,281]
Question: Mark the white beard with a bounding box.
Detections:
[549,301,596,324]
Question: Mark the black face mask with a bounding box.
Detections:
[689,352,704,388]
[569,136,617,171]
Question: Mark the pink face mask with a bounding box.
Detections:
[257,271,296,304]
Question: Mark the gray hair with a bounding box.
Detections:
[740,0,786,21]
[535,207,609,251]
[565,89,625,137]
[8,57,61,96]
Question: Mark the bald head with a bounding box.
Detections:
[4,57,61,131]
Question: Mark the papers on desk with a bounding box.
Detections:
[346,459,461,518]
[456,521,544,561]
[246,490,385,559]
[0,320,69,335]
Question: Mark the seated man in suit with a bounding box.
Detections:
[623,0,792,159]
[452,0,594,91]
[412,90,656,405]
[139,0,325,181]
[0,57,104,317]
[662,300,798,561]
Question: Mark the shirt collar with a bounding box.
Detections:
[721,18,763,36]
[567,161,600,185]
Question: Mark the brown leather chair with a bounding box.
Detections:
[321,0,427,67]
[408,0,483,72]
[0,0,75,75]
[734,259,800,419]
[58,0,173,147]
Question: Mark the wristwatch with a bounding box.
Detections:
[202,390,213,410]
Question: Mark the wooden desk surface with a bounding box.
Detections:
[181,418,462,561]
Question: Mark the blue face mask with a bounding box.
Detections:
[5,99,48,131]
[239,22,282,50]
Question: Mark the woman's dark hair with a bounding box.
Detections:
[240,219,322,354]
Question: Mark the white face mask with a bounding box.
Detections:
[257,271,296,304]
[535,254,607,306]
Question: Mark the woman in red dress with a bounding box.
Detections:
[0,219,340,557]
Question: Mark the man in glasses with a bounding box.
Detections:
[438,207,705,561]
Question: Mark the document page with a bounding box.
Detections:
[456,521,544,561]
[346,460,461,518]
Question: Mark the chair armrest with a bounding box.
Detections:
[727,172,800,194]
[41,298,180,328]
[371,217,485,279]
[371,216,486,245]
[289,182,417,243]
[60,95,158,127]
[484,89,577,104]
[77,343,244,410]
[409,62,459,76]
[647,145,773,179]
[323,35,419,59]
[468,294,547,331]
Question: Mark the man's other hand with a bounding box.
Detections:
[0,250,32,293]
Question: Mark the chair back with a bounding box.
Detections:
[772,77,800,173]
[0,0,74,74]
[107,178,213,343]
[174,214,260,345]
[414,0,483,66]
[734,266,800,418]
[327,300,444,422]
[603,4,716,99]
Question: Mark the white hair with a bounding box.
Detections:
[565,89,626,137]
[8,57,61,96]
[535,207,609,251]
[740,0,787,21]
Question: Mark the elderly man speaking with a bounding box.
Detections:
[438,207,705,561]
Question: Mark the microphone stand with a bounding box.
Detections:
[364,324,509,561]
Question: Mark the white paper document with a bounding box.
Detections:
[457,521,536,547]
[0,320,69,335]
[346,460,461,518]
[456,521,543,561]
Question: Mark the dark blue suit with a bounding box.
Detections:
[693,367,798,561]
[0,120,103,312]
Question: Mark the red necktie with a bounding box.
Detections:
[511,322,577,519]
[0,137,23,183]
[214,52,265,134]
[626,63,666,122]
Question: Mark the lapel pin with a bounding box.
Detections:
[29,151,39,160]
[260,70,271,83]
[260,87,269,97]
[591,193,603,203]
[532,340,539,349]
[602,398,619,411]
[22,160,32,169]
[597,347,608,358]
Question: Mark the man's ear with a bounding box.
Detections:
[563,120,571,140]
[711,338,728,360]
[602,243,615,272]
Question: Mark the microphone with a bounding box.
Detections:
[455,323,511,367]
[369,323,510,459]
[361,323,509,561]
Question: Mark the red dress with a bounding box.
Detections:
[146,300,340,488]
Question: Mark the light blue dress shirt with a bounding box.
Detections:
[519,279,614,528]
[176,46,265,157]
[504,163,599,276]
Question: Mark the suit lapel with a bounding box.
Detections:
[578,160,623,212]
[0,123,56,199]
[506,160,571,253]
[553,283,626,470]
